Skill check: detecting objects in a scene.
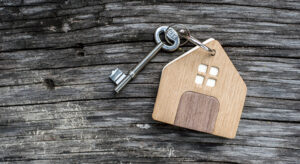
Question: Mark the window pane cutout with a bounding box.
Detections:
[198,64,207,73]
[195,75,204,85]
[209,67,219,76]
[206,79,216,87]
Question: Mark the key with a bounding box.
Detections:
[109,26,180,93]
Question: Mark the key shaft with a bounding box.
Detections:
[114,42,164,93]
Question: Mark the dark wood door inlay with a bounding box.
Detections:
[174,91,220,133]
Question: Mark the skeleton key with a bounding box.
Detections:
[109,26,180,93]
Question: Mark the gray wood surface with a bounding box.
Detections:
[0,0,299,163]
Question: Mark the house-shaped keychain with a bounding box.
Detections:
[152,38,247,139]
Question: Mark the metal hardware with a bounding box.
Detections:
[110,68,126,85]
[166,24,216,56]
[154,26,180,52]
[109,26,180,93]
[164,24,189,46]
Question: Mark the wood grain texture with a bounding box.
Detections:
[0,0,299,163]
[153,39,247,138]
[174,91,219,133]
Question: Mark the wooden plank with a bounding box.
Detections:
[0,80,298,107]
[1,2,300,52]
[0,55,299,86]
[0,99,299,162]
[0,99,299,146]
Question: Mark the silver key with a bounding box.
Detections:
[109,26,180,93]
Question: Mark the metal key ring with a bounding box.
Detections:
[165,24,216,55]
[165,24,189,46]
[154,26,180,52]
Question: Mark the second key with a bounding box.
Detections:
[109,26,181,93]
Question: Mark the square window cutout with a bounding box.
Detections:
[198,64,207,73]
[209,67,219,76]
[206,79,216,87]
[195,75,204,85]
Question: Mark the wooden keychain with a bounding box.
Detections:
[152,25,247,139]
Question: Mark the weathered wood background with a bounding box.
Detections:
[0,0,299,163]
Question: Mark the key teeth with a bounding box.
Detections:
[110,68,126,85]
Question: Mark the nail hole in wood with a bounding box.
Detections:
[43,78,55,90]
[76,43,84,49]
[75,43,85,56]
[76,51,85,56]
